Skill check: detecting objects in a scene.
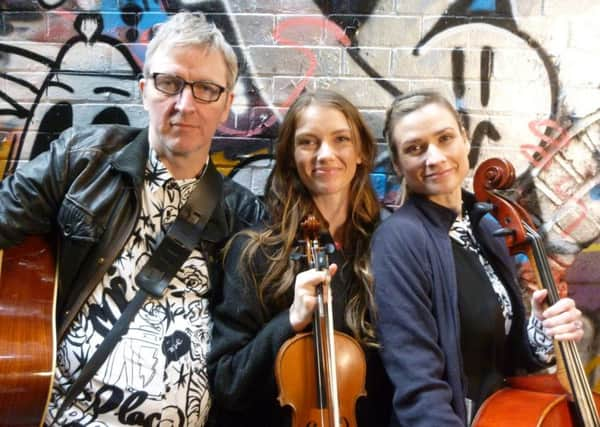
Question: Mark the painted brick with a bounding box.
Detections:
[248,46,342,77]
[343,47,391,78]
[0,72,47,103]
[0,42,60,72]
[278,0,324,14]
[234,77,275,106]
[513,16,569,52]
[569,17,600,49]
[395,0,448,15]
[544,0,600,16]
[0,12,48,41]
[331,15,421,48]
[361,110,387,141]
[275,14,325,46]
[272,77,317,106]
[314,77,394,108]
[559,49,600,88]
[232,14,276,46]
[392,47,455,79]
[227,1,280,14]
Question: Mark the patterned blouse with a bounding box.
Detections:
[46,148,212,426]
[449,212,554,363]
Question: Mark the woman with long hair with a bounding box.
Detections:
[208,89,391,426]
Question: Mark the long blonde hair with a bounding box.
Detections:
[232,89,380,346]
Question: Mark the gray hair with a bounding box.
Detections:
[143,12,238,89]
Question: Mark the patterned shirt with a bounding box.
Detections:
[449,212,553,363]
[46,148,212,426]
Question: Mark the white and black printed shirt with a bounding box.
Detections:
[46,148,212,426]
[449,212,553,363]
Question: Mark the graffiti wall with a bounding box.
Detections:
[2,0,600,382]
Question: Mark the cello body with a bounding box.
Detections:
[0,235,57,427]
[473,374,600,426]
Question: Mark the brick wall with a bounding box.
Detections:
[2,0,600,381]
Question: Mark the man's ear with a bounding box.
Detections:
[139,78,148,111]
[220,91,235,124]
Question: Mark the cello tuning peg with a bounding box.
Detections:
[493,228,516,237]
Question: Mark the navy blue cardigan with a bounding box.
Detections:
[371,192,543,427]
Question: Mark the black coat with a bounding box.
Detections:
[371,192,545,427]
[208,230,392,427]
[0,125,266,339]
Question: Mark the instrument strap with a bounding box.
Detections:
[51,161,222,424]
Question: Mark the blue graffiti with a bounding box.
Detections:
[590,184,600,201]
[469,0,496,12]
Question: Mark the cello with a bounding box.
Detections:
[274,215,367,427]
[472,158,600,427]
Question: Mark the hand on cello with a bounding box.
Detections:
[531,289,584,342]
[289,264,338,332]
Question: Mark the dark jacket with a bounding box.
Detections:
[371,193,544,427]
[208,229,392,427]
[0,125,266,340]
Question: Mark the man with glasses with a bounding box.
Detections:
[0,12,264,426]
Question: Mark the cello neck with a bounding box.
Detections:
[524,223,600,427]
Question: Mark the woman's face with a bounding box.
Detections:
[293,104,362,205]
[391,102,470,210]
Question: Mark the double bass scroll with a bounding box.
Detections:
[472,158,600,427]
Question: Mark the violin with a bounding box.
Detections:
[472,158,600,427]
[274,215,367,427]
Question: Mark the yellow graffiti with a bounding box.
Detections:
[584,243,600,253]
[0,136,11,179]
[210,148,271,177]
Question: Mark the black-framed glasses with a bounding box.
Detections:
[151,73,227,103]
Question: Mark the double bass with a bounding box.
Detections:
[472,158,600,427]
[274,216,367,427]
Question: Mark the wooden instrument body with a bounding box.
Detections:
[0,236,57,427]
[473,375,600,427]
[275,216,367,427]
[473,158,600,426]
[275,330,367,427]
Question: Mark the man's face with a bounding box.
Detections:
[139,44,234,170]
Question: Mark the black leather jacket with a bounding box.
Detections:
[0,125,266,339]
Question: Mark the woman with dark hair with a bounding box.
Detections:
[372,90,584,426]
[208,89,391,426]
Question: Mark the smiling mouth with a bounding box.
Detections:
[425,168,454,180]
[171,122,200,129]
[314,168,340,175]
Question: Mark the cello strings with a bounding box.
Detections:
[526,224,600,426]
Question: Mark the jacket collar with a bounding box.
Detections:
[109,127,149,188]
[107,127,228,243]
[406,190,490,232]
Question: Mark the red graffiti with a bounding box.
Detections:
[219,17,351,137]
[520,118,572,170]
[558,198,588,239]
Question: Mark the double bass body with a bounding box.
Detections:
[472,158,600,427]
